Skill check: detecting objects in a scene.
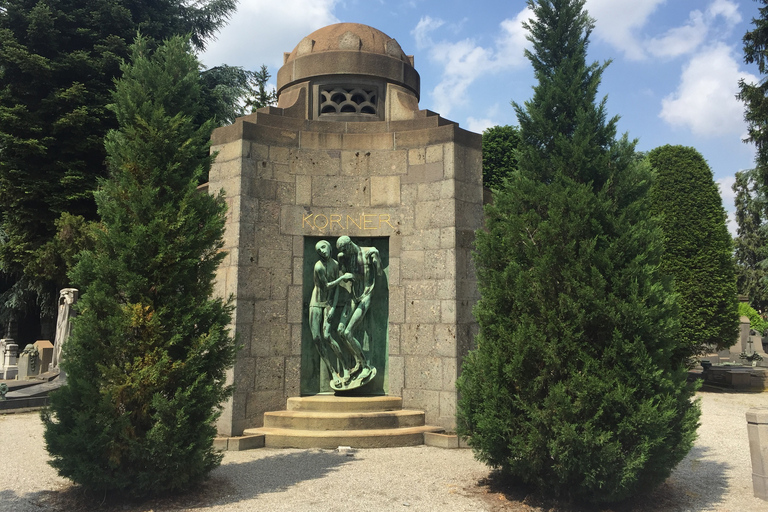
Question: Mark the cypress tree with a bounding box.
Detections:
[42,36,236,497]
[647,145,738,361]
[456,0,699,503]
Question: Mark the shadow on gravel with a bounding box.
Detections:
[473,445,730,512]
[5,450,356,512]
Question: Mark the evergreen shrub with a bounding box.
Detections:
[42,36,236,497]
[648,145,738,361]
[457,0,700,504]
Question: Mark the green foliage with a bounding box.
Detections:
[647,145,738,360]
[732,170,768,309]
[457,0,699,504]
[42,36,236,497]
[482,125,520,189]
[0,0,237,326]
[739,0,768,203]
[739,301,768,335]
[245,64,278,112]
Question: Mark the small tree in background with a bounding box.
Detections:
[732,170,768,310]
[739,0,768,209]
[457,0,699,504]
[648,145,738,361]
[245,64,278,112]
[43,35,236,497]
[482,125,520,189]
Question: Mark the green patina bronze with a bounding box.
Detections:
[301,236,389,395]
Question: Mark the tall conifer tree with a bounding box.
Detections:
[42,36,236,497]
[0,0,237,329]
[647,145,738,361]
[457,0,699,503]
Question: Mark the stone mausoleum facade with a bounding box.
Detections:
[210,23,483,436]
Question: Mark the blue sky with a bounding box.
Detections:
[200,0,764,233]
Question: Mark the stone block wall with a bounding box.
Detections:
[210,109,482,435]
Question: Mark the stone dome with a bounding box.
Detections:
[276,22,420,101]
[283,23,411,65]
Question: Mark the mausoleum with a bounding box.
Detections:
[209,23,483,440]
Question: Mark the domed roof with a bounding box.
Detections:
[284,23,410,65]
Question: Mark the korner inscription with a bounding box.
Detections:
[302,212,396,232]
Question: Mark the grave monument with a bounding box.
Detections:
[209,23,483,436]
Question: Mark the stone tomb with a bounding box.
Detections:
[0,339,18,380]
[209,23,483,436]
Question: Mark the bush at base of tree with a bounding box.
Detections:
[42,36,236,497]
[457,0,699,504]
[647,145,738,361]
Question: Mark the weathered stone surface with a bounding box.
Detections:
[747,408,768,500]
[255,357,286,390]
[341,149,407,177]
[406,299,441,324]
[389,355,404,395]
[370,176,400,206]
[404,356,443,389]
[33,340,54,374]
[402,388,441,425]
[402,162,444,184]
[311,176,370,207]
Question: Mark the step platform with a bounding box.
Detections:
[244,395,444,449]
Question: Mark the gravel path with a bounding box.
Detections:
[1,389,767,512]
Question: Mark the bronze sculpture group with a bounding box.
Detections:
[309,236,382,391]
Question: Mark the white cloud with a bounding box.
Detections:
[659,43,758,137]
[495,12,531,68]
[587,0,742,61]
[646,10,708,59]
[707,0,741,26]
[418,7,532,116]
[412,16,444,50]
[586,0,666,60]
[466,117,495,134]
[717,175,737,206]
[717,175,738,236]
[200,0,339,70]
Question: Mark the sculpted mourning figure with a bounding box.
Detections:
[334,235,381,390]
[309,240,352,388]
[309,237,382,391]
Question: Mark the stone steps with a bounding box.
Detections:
[285,395,402,412]
[245,425,443,449]
[263,409,427,430]
[244,395,444,449]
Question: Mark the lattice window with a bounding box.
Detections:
[319,86,377,116]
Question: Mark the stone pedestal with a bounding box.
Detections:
[747,408,768,501]
[730,316,752,360]
[0,340,18,380]
[33,340,54,374]
[17,344,40,380]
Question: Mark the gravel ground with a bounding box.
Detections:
[1,388,767,512]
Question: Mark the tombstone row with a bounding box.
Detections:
[0,288,77,381]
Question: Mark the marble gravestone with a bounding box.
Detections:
[0,339,18,380]
[52,288,78,370]
[208,23,483,436]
